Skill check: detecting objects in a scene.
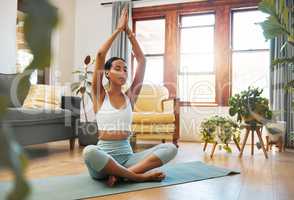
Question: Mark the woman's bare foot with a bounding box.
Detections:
[106,171,165,186]
[143,171,166,182]
[106,175,119,187]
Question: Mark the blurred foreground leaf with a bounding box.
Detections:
[0,0,59,199]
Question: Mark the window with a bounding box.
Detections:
[16,11,37,84]
[133,0,266,106]
[232,10,270,98]
[178,14,216,102]
[134,19,165,85]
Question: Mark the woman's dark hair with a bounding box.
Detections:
[104,57,126,70]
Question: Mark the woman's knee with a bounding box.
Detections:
[155,143,178,164]
[82,145,98,160]
[165,143,178,158]
[82,145,110,172]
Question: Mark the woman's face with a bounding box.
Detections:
[107,59,128,86]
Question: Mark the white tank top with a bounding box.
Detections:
[96,91,133,132]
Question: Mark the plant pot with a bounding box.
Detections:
[241,114,263,124]
[77,120,99,146]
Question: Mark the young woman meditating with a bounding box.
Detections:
[83,8,178,187]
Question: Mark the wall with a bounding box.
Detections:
[0,0,17,73]
[74,0,112,71]
[50,0,76,86]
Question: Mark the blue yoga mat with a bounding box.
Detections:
[0,161,239,200]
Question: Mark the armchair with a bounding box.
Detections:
[131,84,180,147]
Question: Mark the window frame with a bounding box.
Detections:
[231,8,270,52]
[133,0,261,107]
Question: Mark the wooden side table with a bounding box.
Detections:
[239,123,268,159]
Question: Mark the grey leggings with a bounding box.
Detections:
[83,142,178,180]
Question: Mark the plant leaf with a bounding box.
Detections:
[23,0,58,70]
[72,70,83,74]
[0,125,31,200]
[281,4,289,29]
[285,80,294,90]
[259,17,289,40]
[71,82,81,92]
[258,0,276,16]
[0,0,59,199]
[76,87,81,95]
[272,57,294,65]
[87,81,92,87]
[0,96,8,118]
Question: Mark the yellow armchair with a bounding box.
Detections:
[131,84,180,147]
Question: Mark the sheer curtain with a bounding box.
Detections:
[270,0,294,148]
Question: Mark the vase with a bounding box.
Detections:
[77,120,99,146]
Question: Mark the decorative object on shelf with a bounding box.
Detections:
[71,55,98,146]
[200,115,241,158]
[228,86,273,125]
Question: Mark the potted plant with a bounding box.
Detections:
[71,55,98,146]
[258,0,294,102]
[200,115,241,153]
[228,87,273,125]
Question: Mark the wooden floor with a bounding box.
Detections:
[0,140,294,200]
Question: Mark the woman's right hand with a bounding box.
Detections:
[117,7,128,32]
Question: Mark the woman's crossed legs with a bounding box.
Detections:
[83,143,178,186]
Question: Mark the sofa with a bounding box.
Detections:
[0,73,81,150]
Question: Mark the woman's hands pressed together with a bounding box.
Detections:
[117,7,129,32]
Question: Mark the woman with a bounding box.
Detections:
[83,8,178,187]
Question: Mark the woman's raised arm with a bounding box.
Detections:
[92,8,128,112]
[125,25,146,106]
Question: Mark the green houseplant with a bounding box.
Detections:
[71,56,98,146]
[0,0,58,199]
[200,115,241,153]
[258,0,294,104]
[71,55,93,122]
[228,87,273,125]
